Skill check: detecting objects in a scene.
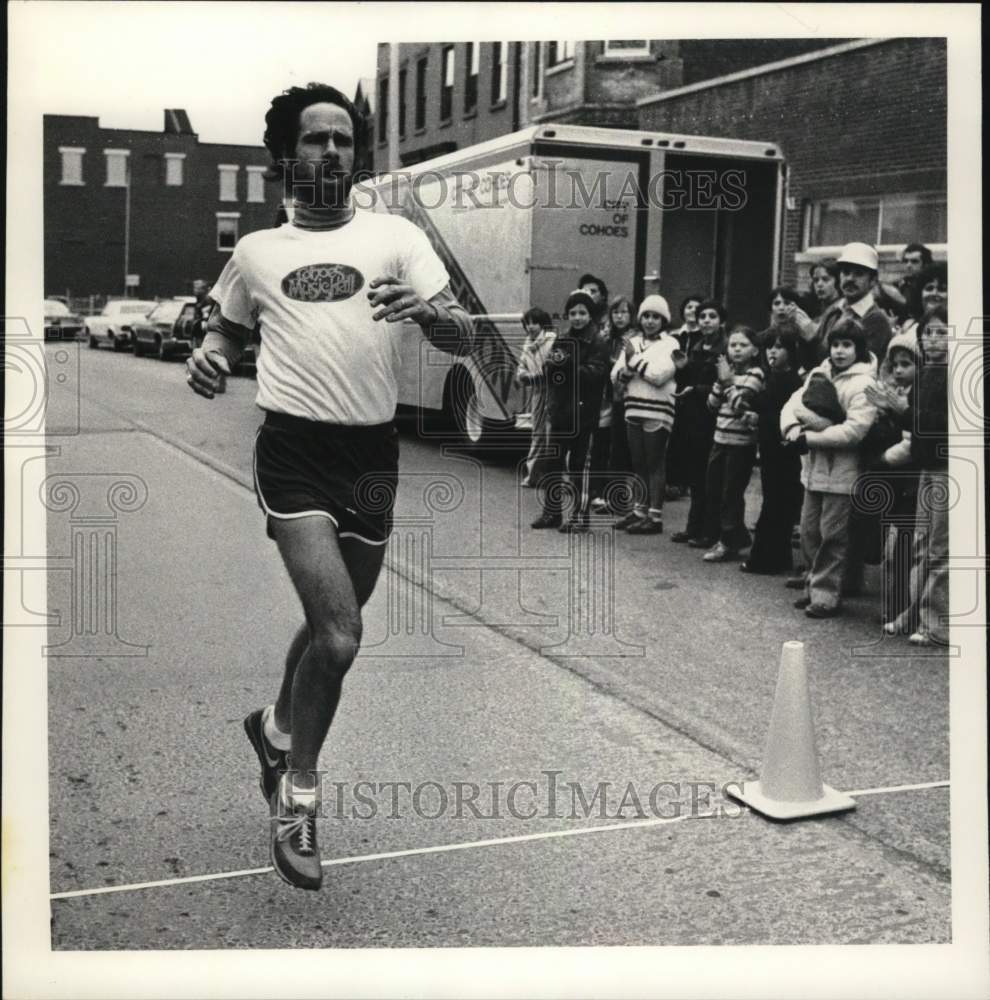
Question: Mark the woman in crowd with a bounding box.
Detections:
[670,300,728,546]
[807,258,841,318]
[900,260,947,339]
[610,295,679,534]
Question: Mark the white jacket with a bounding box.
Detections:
[780,358,879,494]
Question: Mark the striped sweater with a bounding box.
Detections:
[707,366,765,445]
[610,332,678,430]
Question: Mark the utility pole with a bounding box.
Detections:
[123,155,131,297]
[388,42,400,172]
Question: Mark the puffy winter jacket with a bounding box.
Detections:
[780,358,879,494]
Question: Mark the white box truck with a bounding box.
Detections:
[360,123,785,446]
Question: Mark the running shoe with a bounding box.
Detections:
[244,708,289,803]
[626,517,663,535]
[270,772,322,891]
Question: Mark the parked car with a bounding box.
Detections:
[86,299,157,351]
[131,298,198,360]
[44,299,85,341]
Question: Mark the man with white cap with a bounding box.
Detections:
[797,242,892,372]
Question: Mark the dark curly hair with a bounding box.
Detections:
[263,82,372,184]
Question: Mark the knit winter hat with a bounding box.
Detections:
[637,294,671,323]
[884,330,920,362]
[564,289,597,316]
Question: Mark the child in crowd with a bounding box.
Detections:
[531,289,610,533]
[611,295,679,533]
[666,294,704,499]
[590,296,636,515]
[780,316,879,618]
[700,325,765,562]
[741,325,804,574]
[867,305,949,645]
[670,300,728,545]
[860,331,922,630]
[516,307,556,488]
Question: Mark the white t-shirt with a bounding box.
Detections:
[210,210,450,424]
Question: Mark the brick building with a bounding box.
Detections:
[373,39,840,169]
[637,38,948,291]
[44,110,277,300]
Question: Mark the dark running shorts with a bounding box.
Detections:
[253,410,399,545]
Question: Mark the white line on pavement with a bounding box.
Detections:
[49,779,949,901]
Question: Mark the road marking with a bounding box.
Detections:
[50,780,949,901]
[846,779,950,797]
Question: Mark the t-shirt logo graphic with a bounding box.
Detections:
[281,263,365,302]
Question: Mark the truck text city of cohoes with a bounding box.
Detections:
[357,123,785,448]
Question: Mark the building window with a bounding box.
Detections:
[547,41,575,66]
[104,149,129,187]
[216,212,240,251]
[415,57,428,130]
[804,192,947,250]
[218,164,239,201]
[531,42,542,98]
[378,77,389,143]
[59,147,85,185]
[399,68,407,138]
[440,45,454,121]
[164,153,185,186]
[603,40,650,57]
[464,42,479,112]
[247,166,266,203]
[491,41,508,105]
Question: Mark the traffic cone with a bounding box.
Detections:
[728,640,855,820]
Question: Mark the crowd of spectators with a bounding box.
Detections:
[516,243,949,646]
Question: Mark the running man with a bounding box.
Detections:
[186,83,472,890]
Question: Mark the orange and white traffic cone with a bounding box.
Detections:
[728,640,855,820]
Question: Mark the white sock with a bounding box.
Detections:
[280,772,318,812]
[263,704,291,751]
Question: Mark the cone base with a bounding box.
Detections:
[728,780,856,820]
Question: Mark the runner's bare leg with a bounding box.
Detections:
[271,517,387,787]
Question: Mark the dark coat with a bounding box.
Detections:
[544,325,611,434]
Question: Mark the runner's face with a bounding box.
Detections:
[921,320,949,364]
[829,337,857,370]
[293,103,355,206]
[812,267,838,302]
[698,308,720,334]
[568,304,590,329]
[639,311,664,337]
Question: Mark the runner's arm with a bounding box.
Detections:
[421,286,474,356]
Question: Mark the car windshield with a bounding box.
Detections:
[44,300,71,316]
[148,301,185,323]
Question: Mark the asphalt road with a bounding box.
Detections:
[41,342,952,950]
